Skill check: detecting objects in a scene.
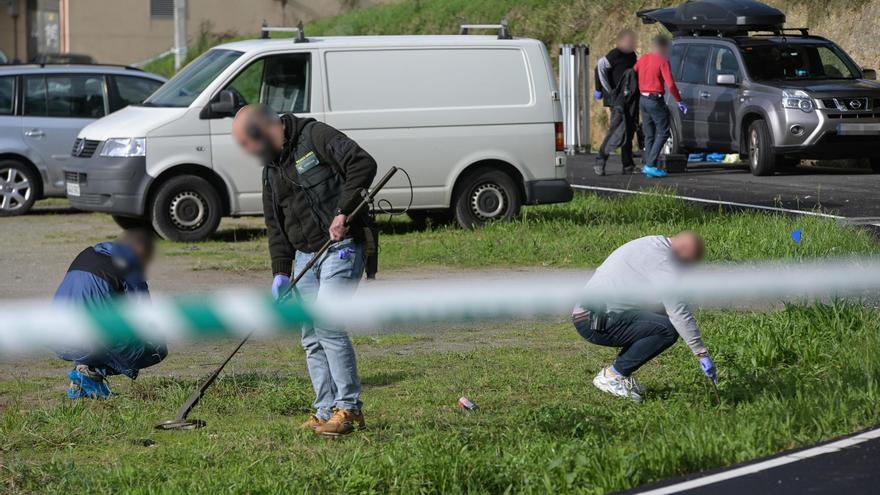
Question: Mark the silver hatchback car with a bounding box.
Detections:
[0,64,165,215]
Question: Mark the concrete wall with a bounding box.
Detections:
[65,0,390,65]
[0,0,27,62]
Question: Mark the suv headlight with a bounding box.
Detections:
[782,89,814,113]
[101,137,146,157]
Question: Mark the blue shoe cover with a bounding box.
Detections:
[643,166,669,178]
[67,369,111,400]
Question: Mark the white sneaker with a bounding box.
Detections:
[622,375,646,396]
[592,368,642,402]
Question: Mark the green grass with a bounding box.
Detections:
[2,303,879,493]
[142,0,668,78]
[159,192,880,273]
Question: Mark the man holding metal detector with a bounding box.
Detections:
[572,232,718,402]
[232,104,378,436]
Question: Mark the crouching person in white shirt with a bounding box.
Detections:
[572,232,717,402]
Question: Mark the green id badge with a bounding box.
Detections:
[295,151,320,175]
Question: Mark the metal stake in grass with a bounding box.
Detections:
[155,167,399,431]
[711,380,721,405]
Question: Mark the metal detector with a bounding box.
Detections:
[156,166,399,430]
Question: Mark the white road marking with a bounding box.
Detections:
[633,427,880,494]
[571,184,849,220]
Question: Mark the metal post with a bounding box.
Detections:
[173,0,187,70]
[578,44,591,153]
[559,43,591,155]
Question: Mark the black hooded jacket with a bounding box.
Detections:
[262,114,377,275]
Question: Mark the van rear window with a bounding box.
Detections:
[325,48,532,112]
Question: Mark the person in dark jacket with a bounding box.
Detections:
[595,69,641,176]
[595,29,641,175]
[232,104,378,437]
[54,229,166,399]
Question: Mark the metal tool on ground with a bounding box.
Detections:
[155,166,399,431]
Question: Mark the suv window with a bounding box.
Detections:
[113,75,163,110]
[669,44,686,80]
[222,53,311,114]
[741,42,860,81]
[681,45,711,84]
[0,76,13,115]
[24,74,107,118]
[709,47,742,84]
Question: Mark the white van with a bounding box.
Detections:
[65,30,572,241]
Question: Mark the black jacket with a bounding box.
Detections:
[595,48,638,108]
[263,114,377,275]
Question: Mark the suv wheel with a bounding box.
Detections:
[662,122,686,156]
[0,160,38,216]
[150,175,222,242]
[869,158,880,173]
[453,168,521,229]
[747,120,777,176]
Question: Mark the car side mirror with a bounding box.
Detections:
[862,68,877,81]
[206,90,242,118]
[716,74,737,86]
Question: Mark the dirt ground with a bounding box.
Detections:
[0,204,586,402]
[1,203,588,299]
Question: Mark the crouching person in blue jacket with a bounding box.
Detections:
[54,229,167,399]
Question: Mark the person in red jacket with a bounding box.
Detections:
[633,35,688,178]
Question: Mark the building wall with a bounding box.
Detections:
[64,0,389,65]
[0,0,28,62]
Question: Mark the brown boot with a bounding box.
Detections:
[314,409,365,437]
[301,414,327,430]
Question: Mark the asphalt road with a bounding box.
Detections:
[621,429,880,495]
[568,155,880,222]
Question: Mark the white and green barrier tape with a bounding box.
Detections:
[2,259,880,355]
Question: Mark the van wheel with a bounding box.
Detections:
[747,120,777,176]
[0,159,38,216]
[869,158,880,173]
[112,215,153,231]
[453,168,521,229]
[150,175,222,242]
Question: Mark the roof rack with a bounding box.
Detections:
[459,18,512,40]
[750,27,811,37]
[260,20,308,43]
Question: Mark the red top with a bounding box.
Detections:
[633,52,682,102]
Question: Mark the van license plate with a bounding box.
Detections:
[66,182,80,197]
[837,123,880,136]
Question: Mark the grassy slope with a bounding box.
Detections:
[160,192,880,272]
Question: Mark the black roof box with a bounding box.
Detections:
[637,0,786,35]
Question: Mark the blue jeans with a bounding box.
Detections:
[640,97,671,168]
[57,340,167,379]
[574,311,678,376]
[295,239,365,418]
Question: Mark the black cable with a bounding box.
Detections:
[376,166,413,222]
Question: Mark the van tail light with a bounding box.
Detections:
[555,122,564,152]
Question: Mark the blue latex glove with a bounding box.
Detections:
[594,90,603,101]
[677,101,689,114]
[700,355,718,385]
[272,274,291,301]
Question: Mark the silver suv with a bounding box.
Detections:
[640,1,880,176]
[0,64,165,215]
[665,35,880,176]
